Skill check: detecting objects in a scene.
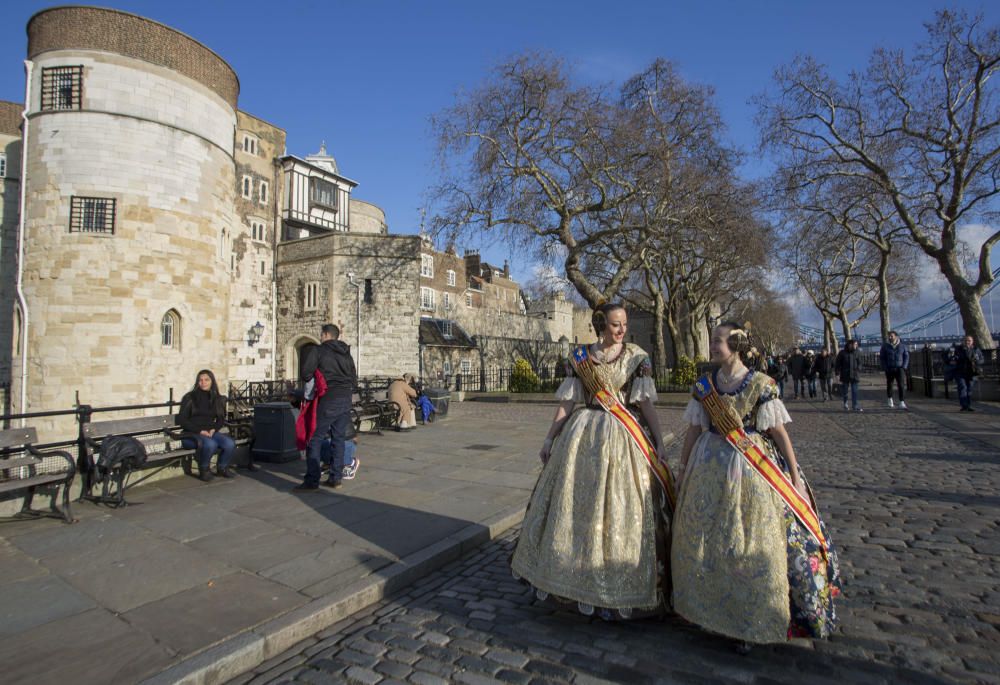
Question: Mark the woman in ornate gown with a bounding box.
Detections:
[511,303,676,619]
[671,322,841,647]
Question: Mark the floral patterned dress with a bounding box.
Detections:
[671,370,841,642]
[511,343,670,619]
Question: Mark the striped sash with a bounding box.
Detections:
[693,374,828,555]
[569,345,676,512]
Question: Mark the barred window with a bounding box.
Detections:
[446,269,456,286]
[41,66,83,111]
[259,181,269,205]
[420,254,434,278]
[0,153,6,178]
[241,176,252,199]
[461,359,471,374]
[443,292,451,310]
[364,278,374,305]
[309,177,337,210]
[465,293,472,308]
[69,196,115,233]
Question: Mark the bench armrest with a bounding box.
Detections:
[26,444,76,478]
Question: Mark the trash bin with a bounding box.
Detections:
[424,387,450,418]
[252,402,299,462]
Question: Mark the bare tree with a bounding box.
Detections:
[430,54,646,307]
[759,10,1000,348]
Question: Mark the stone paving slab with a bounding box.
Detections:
[0,401,559,685]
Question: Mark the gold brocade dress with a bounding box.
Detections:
[671,370,841,643]
[511,343,670,619]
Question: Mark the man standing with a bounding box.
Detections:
[879,331,909,410]
[953,335,985,412]
[788,348,807,400]
[296,324,358,490]
[816,348,835,401]
[835,339,863,412]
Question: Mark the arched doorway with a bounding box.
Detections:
[286,335,320,380]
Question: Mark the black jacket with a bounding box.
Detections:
[788,353,808,379]
[815,354,835,378]
[834,349,862,383]
[178,389,226,433]
[953,345,985,380]
[301,339,358,400]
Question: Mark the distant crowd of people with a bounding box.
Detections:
[765,332,989,412]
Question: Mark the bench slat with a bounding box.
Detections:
[0,456,43,470]
[0,428,38,450]
[83,415,175,439]
[0,472,69,493]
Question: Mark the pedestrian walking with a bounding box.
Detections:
[511,303,675,619]
[295,323,358,491]
[772,355,789,398]
[834,340,863,412]
[878,331,909,409]
[788,348,807,399]
[952,335,985,412]
[815,348,834,401]
[672,321,841,650]
[805,350,818,398]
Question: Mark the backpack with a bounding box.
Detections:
[96,435,148,475]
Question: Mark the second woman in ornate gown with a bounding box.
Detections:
[671,322,841,645]
[511,303,675,619]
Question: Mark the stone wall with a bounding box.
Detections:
[13,49,236,436]
[276,233,421,381]
[0,129,21,387]
[348,198,387,235]
[230,111,285,383]
[27,6,239,108]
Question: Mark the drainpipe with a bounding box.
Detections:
[15,60,33,417]
[346,273,362,377]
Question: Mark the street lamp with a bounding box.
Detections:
[247,320,264,346]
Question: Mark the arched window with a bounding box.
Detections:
[161,310,180,348]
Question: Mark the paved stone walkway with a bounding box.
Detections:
[232,388,1000,685]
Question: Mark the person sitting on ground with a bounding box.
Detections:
[177,369,236,482]
[389,373,419,430]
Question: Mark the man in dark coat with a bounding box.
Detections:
[815,348,835,401]
[834,339,863,412]
[879,330,909,410]
[952,335,985,412]
[788,348,808,400]
[295,323,358,490]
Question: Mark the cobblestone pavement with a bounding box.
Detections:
[231,390,1000,685]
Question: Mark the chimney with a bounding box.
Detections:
[503,260,510,279]
[465,250,481,280]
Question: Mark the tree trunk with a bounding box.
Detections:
[838,310,853,342]
[937,252,997,350]
[665,306,682,365]
[652,291,668,375]
[877,250,891,341]
[822,314,839,354]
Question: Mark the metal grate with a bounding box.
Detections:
[69,196,116,234]
[41,65,83,111]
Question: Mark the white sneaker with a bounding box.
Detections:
[899,401,907,410]
[887,398,894,408]
[843,402,849,411]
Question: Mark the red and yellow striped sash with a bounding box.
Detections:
[693,374,827,555]
[570,346,676,511]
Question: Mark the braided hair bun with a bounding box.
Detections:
[592,302,626,335]
[717,320,764,371]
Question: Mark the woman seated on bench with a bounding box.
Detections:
[178,369,236,481]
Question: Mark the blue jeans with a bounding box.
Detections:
[777,379,785,398]
[794,377,806,397]
[306,395,352,486]
[957,377,974,409]
[807,378,817,398]
[841,381,859,409]
[182,432,235,470]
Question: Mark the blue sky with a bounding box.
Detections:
[2,0,998,331]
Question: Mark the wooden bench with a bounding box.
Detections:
[351,392,400,435]
[81,414,194,507]
[0,426,76,524]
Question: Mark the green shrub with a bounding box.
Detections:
[510,358,541,393]
[670,355,699,387]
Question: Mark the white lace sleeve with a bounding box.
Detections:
[682,398,710,429]
[554,376,584,403]
[629,376,658,403]
[756,398,792,431]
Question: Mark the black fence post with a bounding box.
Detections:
[75,403,93,499]
[923,347,933,398]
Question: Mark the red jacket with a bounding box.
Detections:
[295,371,328,449]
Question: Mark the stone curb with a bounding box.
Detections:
[140,505,527,685]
